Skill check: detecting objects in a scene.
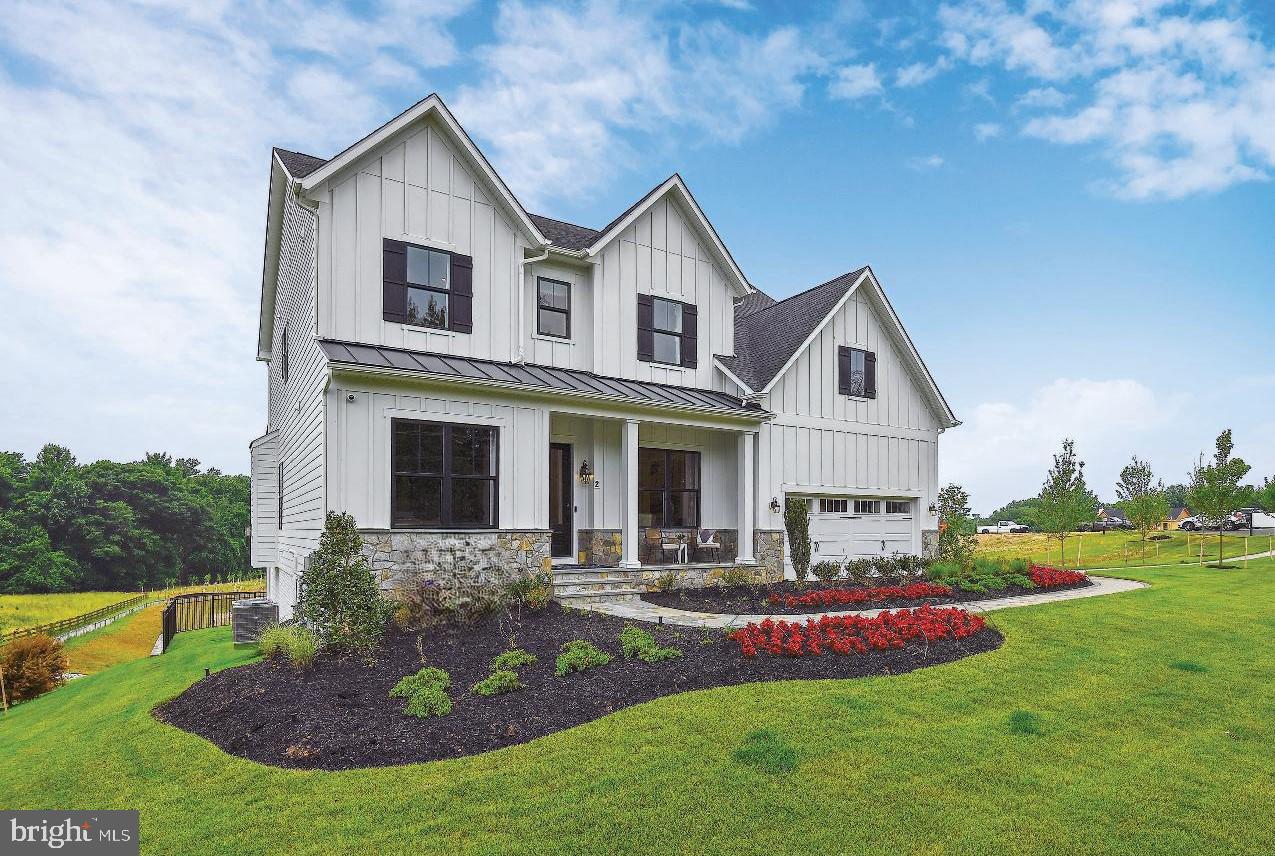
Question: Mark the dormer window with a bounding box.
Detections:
[536,277,571,339]
[636,294,698,368]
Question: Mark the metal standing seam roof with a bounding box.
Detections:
[319,340,767,416]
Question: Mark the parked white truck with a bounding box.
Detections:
[978,520,1030,534]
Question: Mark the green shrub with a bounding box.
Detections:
[390,666,452,718]
[654,572,676,592]
[490,648,537,672]
[258,624,319,668]
[784,497,811,582]
[508,572,552,610]
[926,556,1033,593]
[719,566,752,588]
[618,625,683,663]
[472,669,524,696]
[555,640,612,676]
[811,561,841,583]
[297,512,393,657]
[0,633,66,702]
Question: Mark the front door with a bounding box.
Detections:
[549,443,573,558]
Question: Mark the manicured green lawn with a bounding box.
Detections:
[2,562,1272,855]
[976,529,1272,569]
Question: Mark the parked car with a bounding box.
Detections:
[1179,516,1201,531]
[978,520,1029,534]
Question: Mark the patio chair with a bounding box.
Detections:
[694,529,721,563]
[660,534,688,564]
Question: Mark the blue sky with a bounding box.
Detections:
[0,0,1271,511]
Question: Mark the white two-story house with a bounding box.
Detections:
[251,94,959,617]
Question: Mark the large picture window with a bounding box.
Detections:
[638,448,700,528]
[536,277,571,338]
[391,419,498,529]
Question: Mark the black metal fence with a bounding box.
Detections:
[160,591,265,653]
[2,594,148,645]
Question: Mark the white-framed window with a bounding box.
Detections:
[536,277,571,338]
[853,499,880,515]
[819,498,848,513]
[886,500,912,515]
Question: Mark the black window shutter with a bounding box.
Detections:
[449,253,473,333]
[837,345,852,395]
[636,294,654,362]
[680,302,698,368]
[382,239,407,323]
[865,350,878,398]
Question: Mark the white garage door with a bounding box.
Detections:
[808,497,915,563]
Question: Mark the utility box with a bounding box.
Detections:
[231,598,278,647]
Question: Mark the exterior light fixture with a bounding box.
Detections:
[769,497,782,514]
[928,503,938,515]
[578,459,594,484]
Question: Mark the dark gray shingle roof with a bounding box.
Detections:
[717,267,868,392]
[320,340,765,416]
[273,148,327,179]
[528,214,600,251]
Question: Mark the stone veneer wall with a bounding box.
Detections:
[361,530,551,598]
[576,529,622,567]
[922,529,939,559]
[754,529,785,582]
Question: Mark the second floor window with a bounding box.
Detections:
[382,239,474,333]
[637,294,698,368]
[837,345,877,398]
[406,245,450,329]
[537,278,571,338]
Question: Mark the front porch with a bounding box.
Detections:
[549,554,781,606]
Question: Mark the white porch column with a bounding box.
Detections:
[737,430,757,564]
[620,418,641,568]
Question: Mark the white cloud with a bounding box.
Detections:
[906,154,945,170]
[454,2,827,206]
[943,378,1184,512]
[0,0,472,472]
[829,62,884,100]
[895,56,953,87]
[936,0,1275,199]
[974,121,1001,140]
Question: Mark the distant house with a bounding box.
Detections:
[1162,507,1192,531]
[1097,506,1126,523]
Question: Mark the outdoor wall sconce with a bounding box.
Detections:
[928,503,938,515]
[578,459,594,484]
[769,497,782,514]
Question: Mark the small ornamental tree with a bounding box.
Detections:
[935,483,977,568]
[1036,439,1098,567]
[296,512,392,657]
[783,497,812,582]
[1257,477,1275,514]
[1115,456,1170,560]
[1187,430,1251,568]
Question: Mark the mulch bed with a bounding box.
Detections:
[641,578,1094,615]
[154,604,1001,770]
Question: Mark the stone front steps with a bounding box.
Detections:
[551,566,646,605]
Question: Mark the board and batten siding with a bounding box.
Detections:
[263,191,325,615]
[593,196,736,389]
[327,382,549,531]
[523,260,594,371]
[756,286,942,547]
[314,114,522,362]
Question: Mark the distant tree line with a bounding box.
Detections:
[0,445,251,593]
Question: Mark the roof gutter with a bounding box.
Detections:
[516,245,552,364]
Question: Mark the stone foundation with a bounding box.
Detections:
[361,529,551,599]
[922,529,939,559]
[754,529,785,582]
[576,529,623,567]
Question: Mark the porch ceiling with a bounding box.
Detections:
[321,339,769,420]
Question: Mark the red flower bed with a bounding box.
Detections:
[1029,565,1087,588]
[728,605,987,659]
[766,581,952,609]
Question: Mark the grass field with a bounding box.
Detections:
[0,579,264,634]
[976,529,1272,569]
[62,604,165,675]
[2,560,1271,855]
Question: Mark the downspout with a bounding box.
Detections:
[516,244,551,364]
